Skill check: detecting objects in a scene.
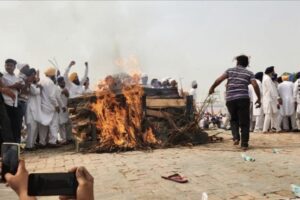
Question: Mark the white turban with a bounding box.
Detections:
[192,80,197,87]
[17,63,28,70]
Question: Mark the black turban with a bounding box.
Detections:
[255,72,263,82]
[265,66,274,74]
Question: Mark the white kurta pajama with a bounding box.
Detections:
[249,80,264,132]
[38,77,59,145]
[293,79,300,130]
[56,86,70,143]
[278,81,297,130]
[262,75,281,132]
[64,65,88,98]
[25,85,42,148]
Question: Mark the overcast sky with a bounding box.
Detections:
[0,1,300,101]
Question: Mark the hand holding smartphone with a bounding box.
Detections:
[28,172,78,196]
[1,143,20,182]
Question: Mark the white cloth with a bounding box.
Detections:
[38,112,59,145]
[39,77,59,126]
[1,72,19,107]
[56,86,69,125]
[59,124,67,143]
[25,111,38,148]
[189,88,197,102]
[64,65,88,98]
[254,115,264,131]
[262,75,279,114]
[263,113,281,132]
[293,79,300,113]
[25,85,42,124]
[82,87,93,95]
[249,80,263,116]
[278,81,295,116]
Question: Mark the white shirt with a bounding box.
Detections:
[262,75,279,114]
[278,81,295,116]
[64,65,88,98]
[56,86,69,124]
[26,84,42,124]
[249,80,263,116]
[1,72,19,107]
[189,88,197,103]
[39,77,59,126]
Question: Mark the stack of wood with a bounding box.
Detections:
[67,87,209,152]
[68,94,98,145]
[144,87,208,146]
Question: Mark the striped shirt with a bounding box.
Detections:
[224,66,255,102]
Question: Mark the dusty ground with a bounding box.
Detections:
[1,130,300,200]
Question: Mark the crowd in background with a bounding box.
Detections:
[0,59,92,151]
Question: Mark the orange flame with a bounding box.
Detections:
[91,75,157,150]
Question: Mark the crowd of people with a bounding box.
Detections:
[209,55,300,150]
[0,59,93,151]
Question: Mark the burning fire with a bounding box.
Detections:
[91,73,158,151]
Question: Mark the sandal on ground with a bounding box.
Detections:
[161,173,188,183]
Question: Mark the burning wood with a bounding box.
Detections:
[68,73,208,153]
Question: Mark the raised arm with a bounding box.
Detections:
[80,62,89,86]
[209,73,228,95]
[64,61,76,88]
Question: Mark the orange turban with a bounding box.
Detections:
[69,72,78,82]
[282,75,289,81]
[44,67,56,77]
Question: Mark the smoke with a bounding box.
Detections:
[1,1,300,101]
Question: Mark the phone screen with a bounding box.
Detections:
[1,143,20,181]
[28,173,78,196]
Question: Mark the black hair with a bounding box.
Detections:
[26,68,36,77]
[57,76,65,83]
[296,72,300,80]
[235,55,249,67]
[5,59,17,65]
[277,76,283,83]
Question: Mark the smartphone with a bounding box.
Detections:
[1,143,20,181]
[28,172,78,196]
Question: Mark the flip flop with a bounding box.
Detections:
[161,173,188,183]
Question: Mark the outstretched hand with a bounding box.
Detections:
[69,61,76,67]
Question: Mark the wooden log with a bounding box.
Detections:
[146,98,186,108]
[146,109,173,119]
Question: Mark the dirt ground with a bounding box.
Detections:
[1,130,300,200]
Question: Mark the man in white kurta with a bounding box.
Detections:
[189,80,198,104]
[25,82,42,149]
[57,76,71,144]
[262,67,282,133]
[38,67,60,146]
[249,72,264,132]
[64,61,88,98]
[293,74,300,130]
[278,76,297,131]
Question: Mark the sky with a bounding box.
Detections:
[0,1,300,102]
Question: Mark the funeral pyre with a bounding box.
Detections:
[68,73,208,152]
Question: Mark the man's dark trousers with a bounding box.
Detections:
[226,98,250,147]
[5,104,21,143]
